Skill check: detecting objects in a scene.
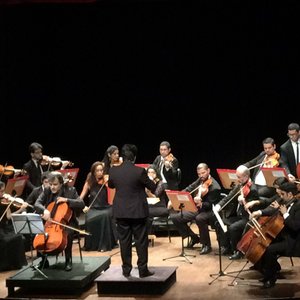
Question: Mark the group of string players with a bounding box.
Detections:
[0,123,300,285]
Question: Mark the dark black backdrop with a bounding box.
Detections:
[1,0,299,191]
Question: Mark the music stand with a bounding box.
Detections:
[5,175,28,196]
[209,205,244,285]
[11,213,48,278]
[163,190,197,264]
[57,168,79,187]
[216,169,238,190]
[261,167,288,187]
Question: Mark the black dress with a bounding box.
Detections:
[83,183,118,251]
[0,205,27,271]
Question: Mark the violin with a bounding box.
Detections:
[0,164,27,177]
[40,155,74,168]
[0,193,33,209]
[263,152,280,168]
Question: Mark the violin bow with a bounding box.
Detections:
[84,179,107,213]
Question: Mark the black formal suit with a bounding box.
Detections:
[34,185,85,260]
[152,155,180,190]
[23,159,48,197]
[108,160,156,276]
[26,185,44,212]
[260,198,300,282]
[280,139,298,177]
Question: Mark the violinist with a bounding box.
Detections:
[243,137,282,198]
[79,161,118,252]
[252,182,300,288]
[280,122,300,181]
[22,142,50,198]
[170,163,221,255]
[0,181,28,271]
[34,171,85,271]
[152,141,180,190]
[145,165,169,235]
[101,145,123,174]
[215,165,259,259]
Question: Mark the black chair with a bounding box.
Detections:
[152,215,173,242]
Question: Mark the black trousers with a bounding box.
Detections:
[116,218,148,275]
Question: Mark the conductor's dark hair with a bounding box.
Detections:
[121,144,137,162]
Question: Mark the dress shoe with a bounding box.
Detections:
[262,279,276,289]
[123,272,130,278]
[186,236,200,249]
[200,245,212,255]
[38,258,49,269]
[229,251,244,260]
[139,270,155,278]
[215,246,233,256]
[65,260,72,271]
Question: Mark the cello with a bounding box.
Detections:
[33,201,73,255]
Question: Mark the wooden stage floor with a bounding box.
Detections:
[1,226,300,299]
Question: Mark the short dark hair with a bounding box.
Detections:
[121,144,137,162]
[288,123,300,132]
[29,142,43,154]
[279,182,298,195]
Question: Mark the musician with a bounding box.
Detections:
[108,144,156,278]
[152,141,180,190]
[0,181,28,271]
[215,165,259,259]
[34,171,85,271]
[22,142,50,198]
[80,161,118,252]
[280,123,300,181]
[255,182,300,288]
[243,137,282,198]
[145,165,169,235]
[170,163,221,254]
[101,145,123,174]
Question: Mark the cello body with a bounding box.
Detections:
[33,202,72,255]
[237,213,284,265]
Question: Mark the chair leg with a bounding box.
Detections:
[166,219,171,243]
[78,235,83,261]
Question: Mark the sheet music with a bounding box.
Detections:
[212,204,227,233]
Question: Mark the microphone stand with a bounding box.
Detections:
[163,203,196,264]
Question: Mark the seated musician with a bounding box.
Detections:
[215,165,259,259]
[0,181,28,271]
[145,165,169,235]
[243,137,282,198]
[34,171,85,271]
[250,182,300,288]
[170,163,221,255]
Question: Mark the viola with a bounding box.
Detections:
[40,155,74,168]
[0,193,33,209]
[199,178,213,198]
[33,201,73,255]
[165,153,174,162]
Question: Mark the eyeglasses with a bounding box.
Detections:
[287,133,299,138]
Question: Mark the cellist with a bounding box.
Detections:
[34,171,85,271]
[249,182,300,288]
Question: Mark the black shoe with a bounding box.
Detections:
[186,237,200,249]
[262,280,276,289]
[229,251,244,260]
[65,260,72,271]
[123,272,130,277]
[38,258,49,269]
[139,270,155,278]
[200,245,212,255]
[215,246,233,256]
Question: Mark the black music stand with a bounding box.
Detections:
[208,205,242,285]
[11,213,48,278]
[163,190,197,264]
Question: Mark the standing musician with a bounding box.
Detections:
[280,123,300,181]
[243,137,282,198]
[215,165,259,259]
[250,182,300,288]
[152,141,180,190]
[34,171,85,271]
[170,163,221,254]
[0,181,28,271]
